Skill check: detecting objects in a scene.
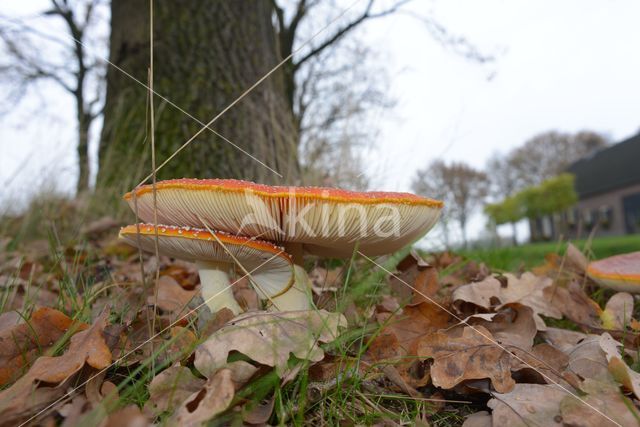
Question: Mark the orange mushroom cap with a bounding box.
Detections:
[119,223,293,297]
[123,179,443,258]
[587,251,640,292]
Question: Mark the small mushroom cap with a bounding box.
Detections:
[124,179,443,258]
[119,224,293,298]
[587,251,640,292]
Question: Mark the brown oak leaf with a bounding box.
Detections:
[0,310,111,425]
[0,307,88,386]
[417,325,515,392]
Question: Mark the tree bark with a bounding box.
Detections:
[76,109,90,194]
[97,0,298,192]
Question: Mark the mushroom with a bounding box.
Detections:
[124,179,443,309]
[587,251,640,292]
[119,224,295,314]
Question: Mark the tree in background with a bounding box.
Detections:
[484,195,522,245]
[98,0,298,192]
[507,130,608,187]
[0,0,106,194]
[97,0,432,192]
[412,160,453,248]
[484,130,607,243]
[413,160,488,248]
[486,173,577,242]
[1,0,493,199]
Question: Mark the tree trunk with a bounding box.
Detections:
[97,0,299,193]
[460,217,467,249]
[76,111,90,194]
[510,221,518,246]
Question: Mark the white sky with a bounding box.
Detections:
[2,0,640,244]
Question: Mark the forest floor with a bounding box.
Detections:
[1,212,640,426]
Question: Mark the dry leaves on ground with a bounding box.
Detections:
[417,325,516,393]
[0,307,87,385]
[3,227,640,426]
[195,310,347,378]
[452,272,562,330]
[0,310,111,426]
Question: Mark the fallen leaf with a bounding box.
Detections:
[58,395,94,427]
[195,310,346,378]
[566,242,589,273]
[599,332,640,399]
[510,343,571,387]
[381,365,421,397]
[171,368,235,427]
[542,327,589,352]
[145,365,206,417]
[465,304,537,351]
[417,325,515,392]
[0,311,21,331]
[375,294,401,313]
[564,335,610,381]
[115,308,165,366]
[488,384,566,427]
[233,276,260,312]
[379,301,451,354]
[388,251,439,304]
[199,307,235,338]
[439,258,490,288]
[226,360,259,388]
[559,378,640,427]
[102,405,148,427]
[160,261,199,289]
[600,292,634,330]
[461,411,492,427]
[366,301,450,388]
[0,307,88,386]
[150,275,198,314]
[243,395,275,425]
[545,280,602,328]
[85,371,110,406]
[453,272,562,330]
[0,310,111,425]
[166,326,197,363]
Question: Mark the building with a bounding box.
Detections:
[565,132,640,238]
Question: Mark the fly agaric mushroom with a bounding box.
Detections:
[587,252,640,292]
[119,224,295,314]
[124,179,443,309]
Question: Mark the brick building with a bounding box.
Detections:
[566,133,640,237]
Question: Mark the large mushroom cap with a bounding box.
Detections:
[119,223,294,298]
[123,179,443,257]
[587,251,640,292]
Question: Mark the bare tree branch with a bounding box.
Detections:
[293,0,411,71]
[0,0,106,193]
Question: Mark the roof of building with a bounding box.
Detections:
[568,133,640,198]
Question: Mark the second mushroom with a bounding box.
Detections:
[119,224,297,314]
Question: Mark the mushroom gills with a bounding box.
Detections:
[196,260,242,314]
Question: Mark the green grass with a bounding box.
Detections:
[461,234,640,271]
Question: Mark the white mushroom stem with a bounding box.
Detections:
[196,260,242,315]
[269,265,313,311]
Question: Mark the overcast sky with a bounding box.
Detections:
[2,0,640,244]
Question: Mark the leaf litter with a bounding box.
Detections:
[1,233,640,425]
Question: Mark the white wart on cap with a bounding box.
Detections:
[587,251,640,293]
[119,224,295,313]
[124,179,443,258]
